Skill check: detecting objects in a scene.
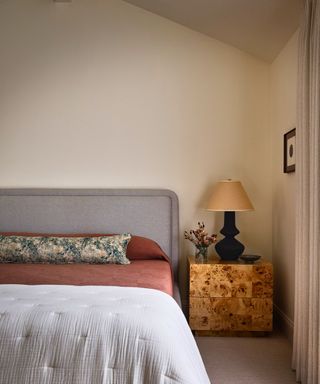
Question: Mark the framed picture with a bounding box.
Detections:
[284,128,296,173]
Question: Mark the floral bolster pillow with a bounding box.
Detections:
[0,234,131,264]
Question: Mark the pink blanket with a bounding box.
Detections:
[0,259,173,296]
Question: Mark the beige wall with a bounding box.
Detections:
[270,31,298,340]
[0,0,272,303]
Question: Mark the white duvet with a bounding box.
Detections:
[0,285,210,384]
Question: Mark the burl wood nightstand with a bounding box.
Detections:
[188,255,273,336]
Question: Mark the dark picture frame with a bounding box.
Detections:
[284,128,296,173]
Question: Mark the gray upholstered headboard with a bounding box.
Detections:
[0,189,179,280]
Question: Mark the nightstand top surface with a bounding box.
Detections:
[188,254,271,266]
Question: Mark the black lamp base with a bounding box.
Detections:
[215,211,244,261]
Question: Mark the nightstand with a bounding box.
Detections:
[188,255,273,336]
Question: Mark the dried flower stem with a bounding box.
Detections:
[184,222,217,248]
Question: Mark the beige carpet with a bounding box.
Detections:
[196,332,297,384]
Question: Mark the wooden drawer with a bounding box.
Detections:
[188,256,273,335]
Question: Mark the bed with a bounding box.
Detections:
[0,188,210,384]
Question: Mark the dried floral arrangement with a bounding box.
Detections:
[184,222,217,255]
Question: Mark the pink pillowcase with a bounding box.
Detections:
[127,236,169,261]
[0,233,169,262]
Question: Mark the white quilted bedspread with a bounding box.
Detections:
[0,285,210,384]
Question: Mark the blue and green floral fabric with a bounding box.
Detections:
[0,234,131,264]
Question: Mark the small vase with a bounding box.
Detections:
[195,245,208,262]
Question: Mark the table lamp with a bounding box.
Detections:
[207,179,254,260]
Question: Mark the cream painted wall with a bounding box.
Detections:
[270,31,298,340]
[0,0,272,303]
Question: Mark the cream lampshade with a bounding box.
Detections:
[207,180,254,212]
[207,180,254,260]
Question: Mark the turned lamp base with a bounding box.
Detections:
[215,211,244,261]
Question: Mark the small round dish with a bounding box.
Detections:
[240,254,261,264]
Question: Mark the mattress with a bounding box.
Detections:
[0,259,173,296]
[0,284,210,384]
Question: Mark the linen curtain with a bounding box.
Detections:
[293,0,320,383]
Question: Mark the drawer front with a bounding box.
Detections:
[189,260,273,332]
[189,297,272,331]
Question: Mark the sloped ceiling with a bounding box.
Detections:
[123,0,303,62]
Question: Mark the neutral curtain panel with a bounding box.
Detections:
[293,0,320,383]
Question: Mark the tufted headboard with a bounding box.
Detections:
[0,189,179,281]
